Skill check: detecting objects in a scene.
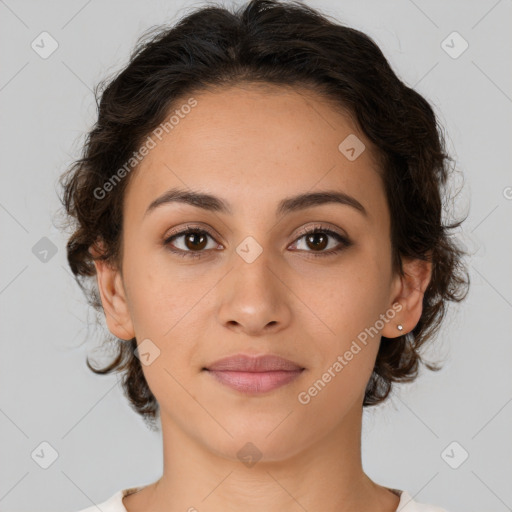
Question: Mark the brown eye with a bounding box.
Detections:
[304,231,329,251]
[182,231,208,251]
[164,225,351,260]
[290,227,352,257]
[164,228,218,258]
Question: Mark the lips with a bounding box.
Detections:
[204,354,304,372]
[203,354,305,394]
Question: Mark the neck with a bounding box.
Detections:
[124,400,400,512]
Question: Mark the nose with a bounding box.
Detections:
[215,251,292,337]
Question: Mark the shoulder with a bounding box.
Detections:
[72,488,130,512]
[398,490,451,512]
[72,486,451,512]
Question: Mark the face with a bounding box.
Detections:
[96,84,424,463]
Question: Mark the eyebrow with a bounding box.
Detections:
[144,187,368,219]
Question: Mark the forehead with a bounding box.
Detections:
[123,84,387,223]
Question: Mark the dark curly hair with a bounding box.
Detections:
[58,0,470,429]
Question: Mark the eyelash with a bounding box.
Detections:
[163,224,352,259]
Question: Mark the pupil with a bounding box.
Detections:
[186,232,207,250]
[308,233,327,251]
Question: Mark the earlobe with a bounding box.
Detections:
[383,256,432,338]
[90,245,135,341]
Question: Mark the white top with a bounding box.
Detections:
[74,486,450,512]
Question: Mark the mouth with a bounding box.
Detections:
[204,368,305,394]
[202,353,305,394]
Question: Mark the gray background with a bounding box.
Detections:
[1,0,511,511]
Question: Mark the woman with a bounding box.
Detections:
[60,0,469,510]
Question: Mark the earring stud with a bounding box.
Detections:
[397,324,403,331]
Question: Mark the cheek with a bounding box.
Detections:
[122,244,191,333]
[295,258,386,338]
[296,256,387,389]
[123,264,168,335]
[122,252,209,372]
[307,355,375,405]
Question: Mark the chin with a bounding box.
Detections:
[195,421,315,466]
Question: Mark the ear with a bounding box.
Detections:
[382,254,432,338]
[89,243,135,341]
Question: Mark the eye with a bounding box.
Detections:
[289,225,352,257]
[163,224,352,259]
[163,225,221,259]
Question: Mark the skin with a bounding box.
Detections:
[91,83,432,512]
